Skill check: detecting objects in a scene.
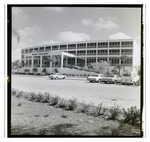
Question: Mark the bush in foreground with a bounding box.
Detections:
[123,106,140,125]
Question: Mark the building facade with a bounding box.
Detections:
[20,39,139,75]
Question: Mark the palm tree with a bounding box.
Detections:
[12,27,20,44]
[115,64,122,76]
[120,55,129,72]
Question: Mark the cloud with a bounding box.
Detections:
[40,40,60,45]
[109,32,131,39]
[81,19,94,26]
[44,7,64,12]
[58,31,91,42]
[18,25,41,37]
[12,7,29,20]
[81,17,119,31]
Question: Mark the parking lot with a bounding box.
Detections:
[12,74,141,109]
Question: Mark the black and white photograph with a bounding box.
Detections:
[7,4,144,137]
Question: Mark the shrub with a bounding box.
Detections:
[57,98,68,109]
[123,106,140,125]
[32,68,38,74]
[16,90,23,98]
[12,89,17,96]
[79,102,94,113]
[40,92,51,103]
[107,103,122,120]
[28,92,38,101]
[65,98,78,111]
[94,103,107,117]
[48,95,60,106]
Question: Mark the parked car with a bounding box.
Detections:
[101,75,122,84]
[87,74,105,83]
[121,72,139,85]
[49,73,67,79]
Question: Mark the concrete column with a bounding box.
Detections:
[40,56,42,68]
[31,56,34,68]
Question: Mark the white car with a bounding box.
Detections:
[49,73,66,79]
[87,74,105,83]
[101,75,122,84]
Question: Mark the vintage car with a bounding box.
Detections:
[87,74,105,83]
[101,75,122,84]
[49,73,67,79]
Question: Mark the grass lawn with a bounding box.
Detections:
[11,93,141,136]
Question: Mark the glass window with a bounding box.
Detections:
[87,57,96,66]
[68,51,76,55]
[33,56,40,67]
[121,49,132,55]
[42,56,50,67]
[77,43,86,49]
[109,57,119,66]
[68,44,76,49]
[109,49,120,55]
[109,42,120,47]
[39,47,44,52]
[97,57,107,62]
[98,50,108,55]
[77,57,85,66]
[98,42,108,48]
[87,43,96,48]
[25,49,28,53]
[45,46,51,52]
[60,45,67,50]
[67,57,75,66]
[87,50,96,55]
[52,45,58,50]
[22,50,24,54]
[121,41,133,47]
[77,50,86,56]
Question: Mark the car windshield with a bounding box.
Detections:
[106,75,114,77]
[92,75,99,77]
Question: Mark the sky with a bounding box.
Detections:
[12,6,141,61]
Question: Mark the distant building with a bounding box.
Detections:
[19,39,140,75]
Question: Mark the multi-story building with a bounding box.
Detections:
[20,39,140,75]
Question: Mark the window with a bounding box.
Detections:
[45,46,51,52]
[98,50,108,55]
[52,45,59,51]
[77,57,85,66]
[97,57,107,62]
[25,49,28,53]
[109,49,120,55]
[77,50,86,56]
[21,55,24,59]
[60,45,67,50]
[25,56,32,67]
[87,50,96,55]
[39,47,44,52]
[33,48,38,52]
[42,56,50,67]
[68,44,76,49]
[29,49,33,53]
[109,42,120,47]
[98,42,108,48]
[121,49,133,55]
[68,51,76,55]
[77,43,86,49]
[68,57,75,65]
[87,57,96,66]
[109,57,119,66]
[33,56,40,67]
[87,43,96,48]
[121,41,133,47]
[22,50,24,54]
[121,57,132,66]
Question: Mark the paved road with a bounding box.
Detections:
[12,75,141,109]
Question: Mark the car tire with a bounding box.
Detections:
[99,79,101,83]
[114,81,117,84]
[90,81,93,83]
